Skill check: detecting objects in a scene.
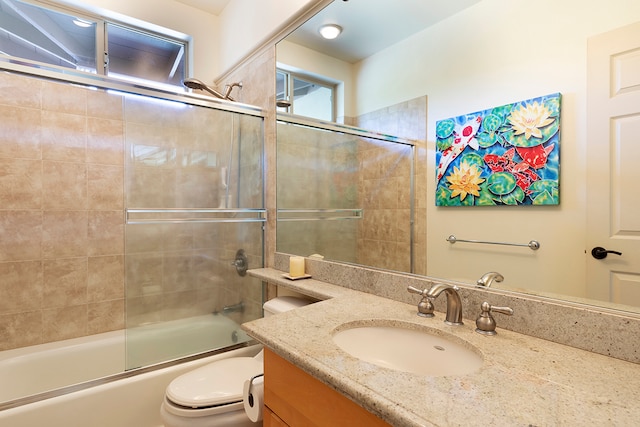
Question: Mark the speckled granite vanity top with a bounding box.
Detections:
[243,268,640,426]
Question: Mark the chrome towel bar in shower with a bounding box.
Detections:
[446,235,540,251]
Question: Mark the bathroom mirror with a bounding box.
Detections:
[275,0,640,314]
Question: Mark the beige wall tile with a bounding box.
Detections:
[124,96,174,126]
[0,157,42,209]
[42,161,87,210]
[88,164,124,210]
[162,223,194,252]
[126,294,164,326]
[42,305,87,342]
[0,311,42,350]
[163,252,196,293]
[125,253,163,298]
[87,90,123,121]
[126,223,164,254]
[0,72,43,109]
[88,255,124,302]
[43,257,87,308]
[87,117,125,165]
[0,261,43,314]
[88,210,124,256]
[127,166,167,207]
[42,210,88,259]
[163,290,199,320]
[0,210,42,262]
[0,105,41,160]
[41,110,86,162]
[42,80,87,116]
[87,299,124,334]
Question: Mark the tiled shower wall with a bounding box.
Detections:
[0,71,265,352]
[355,136,414,273]
[0,71,126,351]
[356,96,428,275]
[276,96,428,275]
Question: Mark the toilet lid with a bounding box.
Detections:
[166,357,263,408]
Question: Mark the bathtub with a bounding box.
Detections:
[0,345,261,427]
[0,330,125,403]
[0,314,260,427]
[126,313,253,369]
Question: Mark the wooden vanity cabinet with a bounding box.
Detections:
[263,348,392,427]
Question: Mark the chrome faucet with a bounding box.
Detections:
[426,283,464,325]
[222,301,245,315]
[476,271,504,288]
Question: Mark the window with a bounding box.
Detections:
[0,0,187,89]
[106,23,186,88]
[277,69,335,122]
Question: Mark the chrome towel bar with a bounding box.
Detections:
[446,234,540,251]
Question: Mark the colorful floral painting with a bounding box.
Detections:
[435,93,561,206]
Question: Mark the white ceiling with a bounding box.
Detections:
[175,0,231,15]
[285,0,482,63]
[175,0,482,63]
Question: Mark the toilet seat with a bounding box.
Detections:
[166,357,263,409]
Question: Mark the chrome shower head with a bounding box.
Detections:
[183,78,226,100]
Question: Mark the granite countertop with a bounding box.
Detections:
[243,268,640,426]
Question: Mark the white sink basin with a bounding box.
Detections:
[332,323,483,376]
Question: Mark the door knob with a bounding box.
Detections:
[591,247,622,260]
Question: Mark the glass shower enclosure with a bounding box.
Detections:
[276,115,415,273]
[124,95,265,369]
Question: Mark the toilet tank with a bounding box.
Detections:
[263,296,313,317]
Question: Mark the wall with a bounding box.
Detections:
[356,97,428,274]
[0,70,266,352]
[218,0,319,72]
[352,0,640,297]
[0,72,125,351]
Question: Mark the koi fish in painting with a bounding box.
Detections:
[515,143,555,170]
[483,148,540,195]
[436,116,481,181]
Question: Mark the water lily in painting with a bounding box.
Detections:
[446,160,485,201]
[507,101,554,140]
[435,93,561,206]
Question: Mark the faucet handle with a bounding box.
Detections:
[407,285,427,296]
[475,301,513,335]
[407,286,434,318]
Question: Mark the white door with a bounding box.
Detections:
[586,21,640,306]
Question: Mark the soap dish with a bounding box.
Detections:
[281,273,312,280]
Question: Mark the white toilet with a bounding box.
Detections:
[160,296,312,427]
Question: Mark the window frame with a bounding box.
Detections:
[277,67,337,122]
[2,0,191,89]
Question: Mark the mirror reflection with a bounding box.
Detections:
[276,0,640,314]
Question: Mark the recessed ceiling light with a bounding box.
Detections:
[319,24,342,40]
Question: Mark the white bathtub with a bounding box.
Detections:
[126,313,252,369]
[0,314,260,427]
[0,345,261,427]
[0,330,125,403]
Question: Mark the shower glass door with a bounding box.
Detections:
[124,96,265,369]
[277,117,415,273]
